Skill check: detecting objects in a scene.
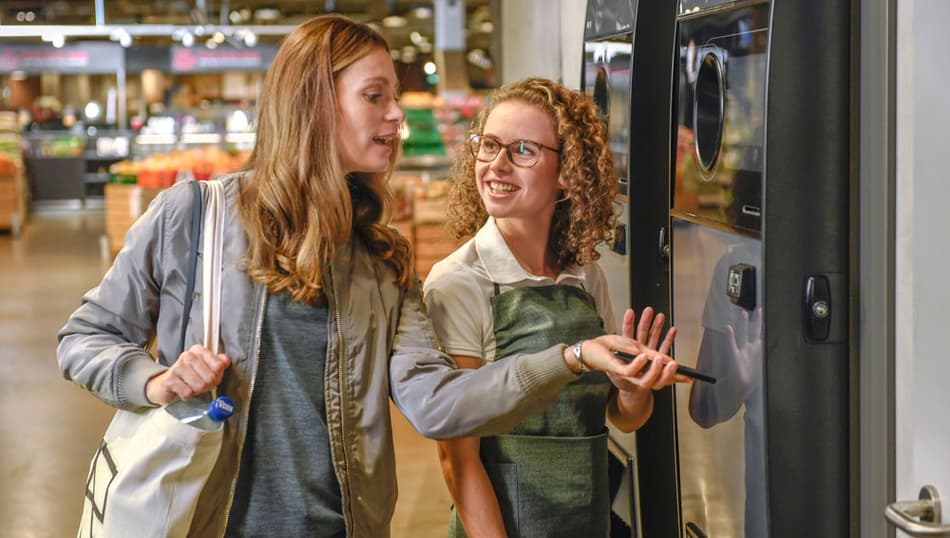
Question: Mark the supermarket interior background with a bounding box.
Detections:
[2,1,950,537]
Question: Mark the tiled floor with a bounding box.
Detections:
[0,209,450,537]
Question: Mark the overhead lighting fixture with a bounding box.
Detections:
[110,28,132,48]
[242,31,257,47]
[412,6,433,19]
[382,16,407,28]
[181,31,195,47]
[418,41,432,53]
[206,38,218,49]
[84,101,102,121]
[254,8,281,22]
[423,61,437,75]
[212,31,226,44]
[229,10,243,24]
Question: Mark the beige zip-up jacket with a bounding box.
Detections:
[58,174,579,537]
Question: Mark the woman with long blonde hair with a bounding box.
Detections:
[59,19,668,537]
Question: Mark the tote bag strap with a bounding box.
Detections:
[201,180,226,355]
[176,181,204,360]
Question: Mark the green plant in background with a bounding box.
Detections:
[402,108,446,158]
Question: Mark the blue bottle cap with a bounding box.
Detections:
[206,396,236,422]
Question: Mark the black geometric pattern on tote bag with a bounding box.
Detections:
[84,441,118,530]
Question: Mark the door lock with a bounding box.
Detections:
[804,275,832,342]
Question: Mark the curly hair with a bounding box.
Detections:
[446,77,619,269]
[239,15,412,304]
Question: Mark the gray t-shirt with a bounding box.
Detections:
[225,292,345,537]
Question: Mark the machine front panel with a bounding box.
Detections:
[672,220,766,538]
[674,4,768,234]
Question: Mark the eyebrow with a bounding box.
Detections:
[482,133,555,146]
[360,76,399,91]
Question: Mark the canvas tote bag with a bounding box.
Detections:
[79,179,228,538]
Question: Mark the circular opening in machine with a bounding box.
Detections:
[693,51,725,176]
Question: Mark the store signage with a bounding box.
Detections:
[170,46,278,73]
[0,43,123,74]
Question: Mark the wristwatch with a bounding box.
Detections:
[573,340,590,373]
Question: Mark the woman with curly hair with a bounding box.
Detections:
[424,78,688,537]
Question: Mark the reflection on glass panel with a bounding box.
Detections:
[674,5,768,232]
[678,0,746,16]
[672,220,766,537]
[584,38,632,182]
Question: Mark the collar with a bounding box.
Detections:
[473,218,587,286]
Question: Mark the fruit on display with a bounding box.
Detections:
[109,147,249,188]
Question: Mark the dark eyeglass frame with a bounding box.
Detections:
[469,133,561,168]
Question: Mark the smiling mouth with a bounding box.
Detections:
[373,135,395,145]
[487,181,519,194]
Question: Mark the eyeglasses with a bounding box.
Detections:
[469,134,560,168]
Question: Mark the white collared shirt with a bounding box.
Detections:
[423,218,616,362]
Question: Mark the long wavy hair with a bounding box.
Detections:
[239,15,412,304]
[447,77,618,269]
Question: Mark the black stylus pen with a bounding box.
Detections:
[612,350,717,384]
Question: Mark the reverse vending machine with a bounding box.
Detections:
[668,0,852,536]
[582,1,679,536]
[585,0,854,536]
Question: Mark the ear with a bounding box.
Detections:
[557,174,569,191]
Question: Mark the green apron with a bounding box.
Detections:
[448,283,612,538]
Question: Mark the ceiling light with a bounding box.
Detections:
[418,42,432,53]
[229,10,242,23]
[51,35,65,48]
[412,6,433,19]
[84,101,102,120]
[423,61,437,75]
[212,32,225,44]
[382,16,407,28]
[25,11,35,22]
[206,38,218,49]
[254,8,281,22]
[242,31,257,47]
[181,32,195,47]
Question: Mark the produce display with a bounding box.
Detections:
[109,147,249,188]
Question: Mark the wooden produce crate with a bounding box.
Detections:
[104,184,162,257]
[0,167,26,234]
[414,222,463,280]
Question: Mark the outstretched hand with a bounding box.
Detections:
[563,334,671,379]
[145,344,231,406]
[608,307,688,392]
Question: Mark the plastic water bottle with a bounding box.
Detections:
[164,395,236,432]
